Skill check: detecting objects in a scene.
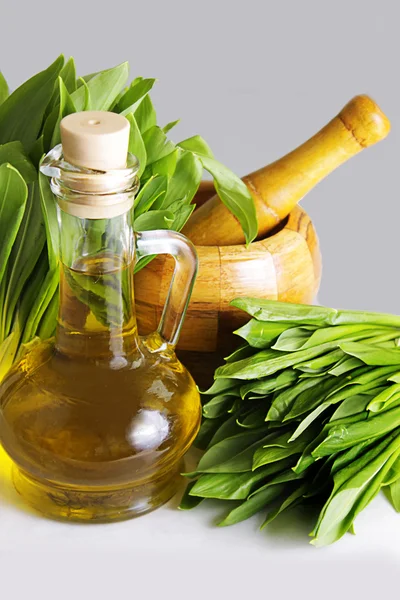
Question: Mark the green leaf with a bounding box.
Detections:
[163,119,180,134]
[78,77,92,111]
[330,394,372,421]
[273,326,316,351]
[134,176,168,217]
[134,95,157,133]
[39,171,59,270]
[117,78,156,115]
[261,482,308,528]
[178,135,214,158]
[231,298,400,329]
[312,433,400,546]
[37,286,58,340]
[179,135,257,244]
[201,156,258,245]
[142,126,176,165]
[30,135,45,169]
[160,150,202,209]
[149,150,178,179]
[389,479,400,511]
[252,430,311,469]
[0,164,28,287]
[267,376,323,422]
[215,342,335,380]
[21,267,60,343]
[179,481,205,510]
[0,55,64,151]
[126,113,146,177]
[60,57,77,94]
[367,383,400,413]
[2,182,46,339]
[0,142,37,183]
[234,320,293,349]
[0,332,19,381]
[313,404,400,457]
[134,210,174,231]
[202,394,236,419]
[192,429,270,474]
[189,463,282,500]
[51,77,77,147]
[0,71,9,106]
[341,342,400,366]
[218,483,287,526]
[71,62,129,112]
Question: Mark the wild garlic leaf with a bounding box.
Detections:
[2,182,46,339]
[0,142,37,183]
[39,171,59,270]
[78,77,92,111]
[389,479,400,511]
[60,57,77,94]
[261,482,308,528]
[51,77,77,147]
[179,482,205,510]
[313,404,400,457]
[163,119,180,134]
[134,95,157,133]
[202,156,258,245]
[126,113,146,177]
[117,78,156,115]
[149,150,178,179]
[0,71,9,106]
[160,150,202,209]
[134,210,174,231]
[189,463,282,500]
[234,320,293,349]
[71,62,128,112]
[142,126,176,165]
[178,135,214,158]
[231,298,400,329]
[312,433,400,546]
[218,483,287,527]
[0,164,28,287]
[0,55,64,152]
[37,288,58,340]
[341,342,400,366]
[134,175,168,217]
[45,57,77,118]
[22,267,59,343]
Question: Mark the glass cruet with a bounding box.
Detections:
[0,111,201,522]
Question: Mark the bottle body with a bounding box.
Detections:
[0,129,201,522]
[0,333,200,521]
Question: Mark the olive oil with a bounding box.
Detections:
[0,255,200,520]
[0,111,201,521]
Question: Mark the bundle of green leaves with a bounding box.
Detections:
[0,56,257,380]
[181,298,400,547]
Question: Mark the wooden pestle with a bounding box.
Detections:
[182,95,390,246]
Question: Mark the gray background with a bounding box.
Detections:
[1,0,398,313]
[0,1,399,597]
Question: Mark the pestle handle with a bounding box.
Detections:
[182,95,390,246]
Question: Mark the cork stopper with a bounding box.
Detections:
[60,111,130,171]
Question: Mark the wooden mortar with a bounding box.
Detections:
[135,95,390,386]
[135,182,320,386]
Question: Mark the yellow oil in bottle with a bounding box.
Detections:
[0,254,201,521]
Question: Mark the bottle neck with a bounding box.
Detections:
[55,207,140,362]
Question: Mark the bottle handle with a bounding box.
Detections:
[135,230,198,348]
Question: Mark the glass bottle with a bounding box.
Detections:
[0,111,201,522]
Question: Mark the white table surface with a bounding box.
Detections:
[1,441,400,600]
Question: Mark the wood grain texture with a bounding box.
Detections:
[182,95,390,246]
[135,185,322,366]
